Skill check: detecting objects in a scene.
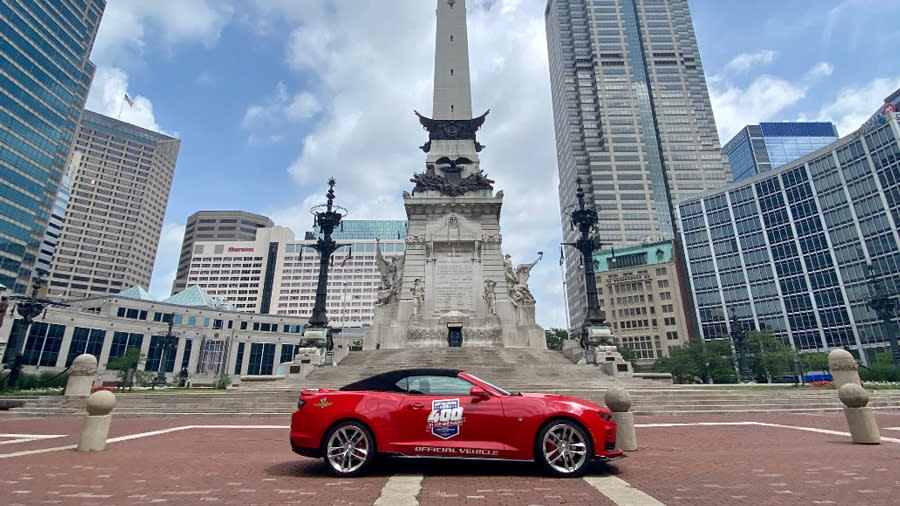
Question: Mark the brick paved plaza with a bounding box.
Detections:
[2,410,899,505]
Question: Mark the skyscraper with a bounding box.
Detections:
[47,110,180,298]
[0,0,106,292]
[172,210,275,295]
[545,0,730,327]
[724,122,839,181]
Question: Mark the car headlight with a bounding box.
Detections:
[597,411,612,421]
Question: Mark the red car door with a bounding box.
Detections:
[389,374,510,458]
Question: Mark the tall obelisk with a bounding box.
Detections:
[363,0,545,350]
[432,0,473,121]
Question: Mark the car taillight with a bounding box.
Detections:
[297,398,306,409]
[597,411,612,421]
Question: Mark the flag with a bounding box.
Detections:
[559,246,564,266]
[341,256,349,267]
[124,94,134,107]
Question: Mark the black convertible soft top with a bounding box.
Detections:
[339,368,461,392]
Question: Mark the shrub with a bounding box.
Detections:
[3,370,69,392]
[214,373,230,390]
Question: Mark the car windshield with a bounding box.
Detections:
[466,374,512,396]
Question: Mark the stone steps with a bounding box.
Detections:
[3,347,899,417]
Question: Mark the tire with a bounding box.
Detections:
[535,419,593,477]
[322,421,376,477]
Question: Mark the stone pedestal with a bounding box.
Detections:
[286,345,324,379]
[595,346,633,377]
[828,349,860,389]
[364,192,546,350]
[843,407,881,444]
[838,383,880,444]
[78,390,115,452]
[65,353,97,397]
[561,339,586,365]
[605,387,636,451]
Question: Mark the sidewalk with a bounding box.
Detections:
[2,410,899,505]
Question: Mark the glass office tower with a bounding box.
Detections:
[545,0,730,327]
[0,0,106,292]
[679,110,900,363]
[724,122,839,181]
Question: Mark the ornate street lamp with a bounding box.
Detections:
[2,276,68,388]
[562,178,612,362]
[304,178,348,353]
[866,263,900,365]
[153,317,179,388]
[729,316,754,382]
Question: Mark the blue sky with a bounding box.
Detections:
[83,0,900,330]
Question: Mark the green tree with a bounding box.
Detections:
[616,345,639,371]
[106,347,142,372]
[652,339,736,384]
[798,351,830,375]
[744,330,794,383]
[859,352,900,382]
[545,328,570,350]
[106,348,144,388]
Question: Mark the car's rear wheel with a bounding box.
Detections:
[322,421,375,477]
[535,419,593,477]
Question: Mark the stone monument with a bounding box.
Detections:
[364,0,545,350]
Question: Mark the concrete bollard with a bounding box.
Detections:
[78,390,116,452]
[65,354,98,397]
[828,349,860,389]
[838,383,880,444]
[605,387,637,451]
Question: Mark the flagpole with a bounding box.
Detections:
[117,96,125,120]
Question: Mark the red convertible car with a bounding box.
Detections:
[290,368,624,477]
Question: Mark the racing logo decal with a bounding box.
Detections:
[427,398,464,439]
[313,398,333,408]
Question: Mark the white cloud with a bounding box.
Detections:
[721,50,777,76]
[811,76,900,136]
[85,0,234,140]
[91,0,234,65]
[242,82,321,132]
[803,62,834,81]
[709,54,833,142]
[258,0,566,327]
[84,67,167,134]
[148,222,187,299]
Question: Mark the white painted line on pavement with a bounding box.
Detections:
[0,434,66,445]
[374,474,423,506]
[584,475,666,506]
[637,421,900,444]
[0,425,289,459]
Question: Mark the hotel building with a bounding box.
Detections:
[46,110,180,298]
[181,220,407,329]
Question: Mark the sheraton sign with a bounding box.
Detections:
[228,247,254,252]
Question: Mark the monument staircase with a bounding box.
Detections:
[2,348,900,417]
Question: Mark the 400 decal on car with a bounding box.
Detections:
[289,368,624,477]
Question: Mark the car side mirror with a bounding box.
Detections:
[470,386,490,401]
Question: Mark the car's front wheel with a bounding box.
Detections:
[322,421,375,477]
[535,419,593,477]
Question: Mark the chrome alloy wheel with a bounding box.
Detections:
[541,423,588,474]
[325,425,371,474]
